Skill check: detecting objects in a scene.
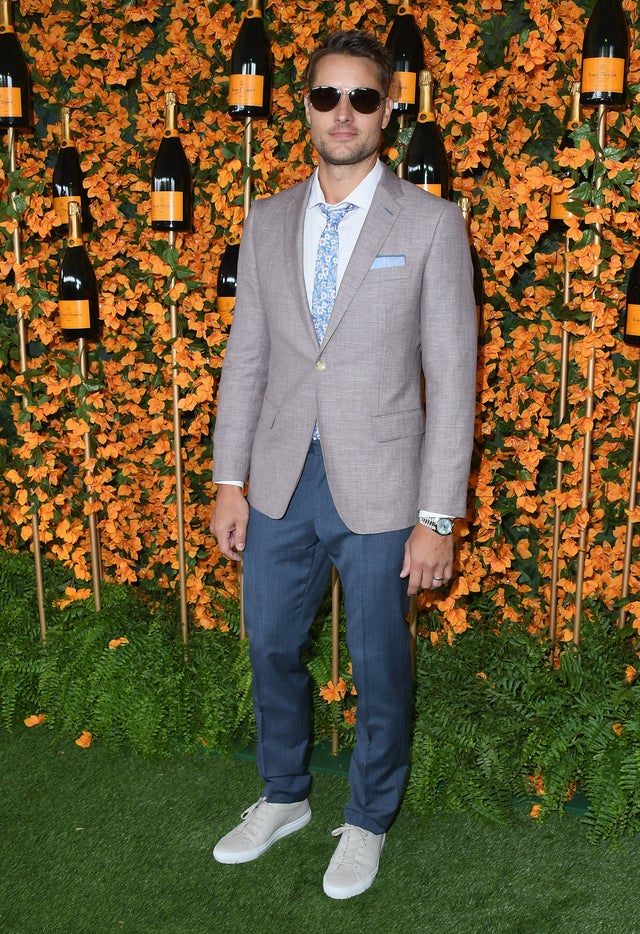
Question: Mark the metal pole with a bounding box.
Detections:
[396,114,406,179]
[236,115,254,641]
[243,116,252,219]
[549,233,572,649]
[573,103,606,645]
[619,357,640,627]
[78,337,101,611]
[7,127,47,639]
[331,566,341,754]
[167,228,189,647]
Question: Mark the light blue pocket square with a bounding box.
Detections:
[370,254,406,269]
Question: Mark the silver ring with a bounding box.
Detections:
[433,576,444,580]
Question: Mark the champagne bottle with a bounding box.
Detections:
[549,82,581,230]
[150,91,192,232]
[216,239,240,326]
[580,0,629,109]
[385,1,425,118]
[52,106,92,234]
[624,252,640,347]
[228,0,272,120]
[58,201,100,341]
[0,0,31,129]
[460,196,483,331]
[405,70,450,199]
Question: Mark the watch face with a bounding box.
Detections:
[436,518,454,535]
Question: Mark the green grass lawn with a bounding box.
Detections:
[3,727,640,934]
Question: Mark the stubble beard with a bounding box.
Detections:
[313,134,380,168]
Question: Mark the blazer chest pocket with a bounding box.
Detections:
[373,408,425,442]
[367,262,411,281]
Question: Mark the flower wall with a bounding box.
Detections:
[1,0,639,639]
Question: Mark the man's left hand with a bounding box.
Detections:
[400,524,453,595]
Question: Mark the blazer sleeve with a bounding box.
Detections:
[212,204,270,484]
[419,201,478,517]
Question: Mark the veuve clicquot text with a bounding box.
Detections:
[405,70,450,199]
[58,201,100,341]
[385,1,425,118]
[228,0,272,119]
[150,91,192,232]
[549,82,581,230]
[52,106,92,234]
[0,0,31,129]
[217,239,240,327]
[580,0,629,109]
[624,252,640,347]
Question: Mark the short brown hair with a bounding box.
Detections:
[306,30,393,95]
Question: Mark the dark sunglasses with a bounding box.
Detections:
[308,86,385,115]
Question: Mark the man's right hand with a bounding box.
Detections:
[210,484,249,561]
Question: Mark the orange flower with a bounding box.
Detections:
[319,678,347,704]
[75,731,93,748]
[24,714,47,727]
[612,722,624,737]
[530,804,542,819]
[528,772,546,796]
[625,666,637,684]
[108,637,130,650]
[556,137,595,169]
[516,539,532,559]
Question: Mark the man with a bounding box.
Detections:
[210,30,477,899]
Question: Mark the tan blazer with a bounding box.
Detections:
[213,166,477,535]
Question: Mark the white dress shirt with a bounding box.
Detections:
[303,160,383,306]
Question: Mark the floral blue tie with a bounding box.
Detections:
[311,202,355,440]
[311,202,355,345]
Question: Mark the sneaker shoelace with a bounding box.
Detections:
[239,796,270,841]
[330,824,369,871]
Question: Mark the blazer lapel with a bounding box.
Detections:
[283,177,319,347]
[321,169,403,347]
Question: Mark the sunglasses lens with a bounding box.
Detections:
[308,87,382,114]
[349,88,381,114]
[309,87,341,112]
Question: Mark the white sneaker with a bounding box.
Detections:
[322,824,386,899]
[213,797,311,864]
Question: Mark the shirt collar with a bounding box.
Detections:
[306,159,384,213]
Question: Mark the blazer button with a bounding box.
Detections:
[315,360,327,371]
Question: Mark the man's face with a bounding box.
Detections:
[304,53,393,169]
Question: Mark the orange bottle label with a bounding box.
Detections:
[391,71,416,105]
[627,303,640,338]
[581,57,625,94]
[418,183,442,197]
[53,194,81,225]
[151,190,184,222]
[229,73,264,107]
[60,299,90,330]
[217,296,235,320]
[0,86,22,118]
[550,189,575,222]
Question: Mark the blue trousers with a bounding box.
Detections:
[242,441,413,834]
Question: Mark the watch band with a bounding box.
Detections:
[418,516,454,536]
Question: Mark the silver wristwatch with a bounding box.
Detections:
[419,516,454,536]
